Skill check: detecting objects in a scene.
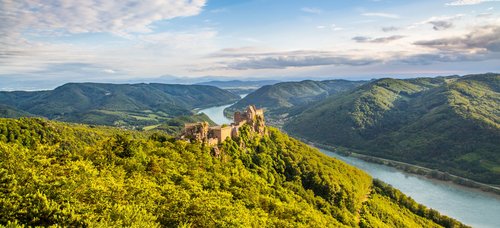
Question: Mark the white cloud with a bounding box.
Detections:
[0,0,207,36]
[414,25,500,53]
[362,12,400,19]
[301,7,322,14]
[317,24,343,31]
[413,14,464,30]
[217,51,381,70]
[0,0,211,77]
[103,69,116,74]
[352,35,405,43]
[446,0,500,6]
[331,24,344,31]
[382,26,400,32]
[0,28,218,76]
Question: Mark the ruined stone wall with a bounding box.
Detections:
[183,122,209,142]
[230,121,245,138]
[255,109,264,117]
[234,111,244,124]
[210,126,232,143]
[218,126,232,143]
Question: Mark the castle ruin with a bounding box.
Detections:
[181,105,266,146]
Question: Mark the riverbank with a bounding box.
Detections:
[287,133,500,196]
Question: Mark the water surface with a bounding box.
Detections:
[198,104,234,125]
[320,149,500,228]
[198,94,247,125]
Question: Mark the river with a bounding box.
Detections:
[199,103,500,228]
[198,103,234,125]
[198,94,247,125]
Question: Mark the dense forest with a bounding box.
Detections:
[0,83,239,129]
[285,73,500,184]
[226,79,365,126]
[0,118,465,227]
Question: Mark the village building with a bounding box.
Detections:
[181,105,266,146]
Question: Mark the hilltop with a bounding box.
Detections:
[0,83,239,129]
[0,117,465,227]
[285,73,500,184]
[226,79,365,126]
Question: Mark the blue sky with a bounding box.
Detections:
[1,0,499,89]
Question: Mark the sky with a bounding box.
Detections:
[1,0,500,90]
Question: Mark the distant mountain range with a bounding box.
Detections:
[0,82,239,129]
[284,73,500,184]
[0,75,281,91]
[226,79,365,126]
[196,80,280,95]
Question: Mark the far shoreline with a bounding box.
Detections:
[286,132,500,196]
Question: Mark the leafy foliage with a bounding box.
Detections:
[363,179,466,228]
[285,74,500,184]
[0,117,462,227]
[144,113,216,134]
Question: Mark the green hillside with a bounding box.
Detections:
[285,74,500,184]
[0,118,464,227]
[0,105,33,118]
[0,83,239,129]
[226,80,364,126]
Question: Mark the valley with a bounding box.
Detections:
[0,82,239,130]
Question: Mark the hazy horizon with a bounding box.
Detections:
[3,72,499,91]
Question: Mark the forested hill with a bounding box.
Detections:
[226,79,365,126]
[285,73,500,184]
[0,105,33,119]
[0,83,239,128]
[0,118,465,227]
